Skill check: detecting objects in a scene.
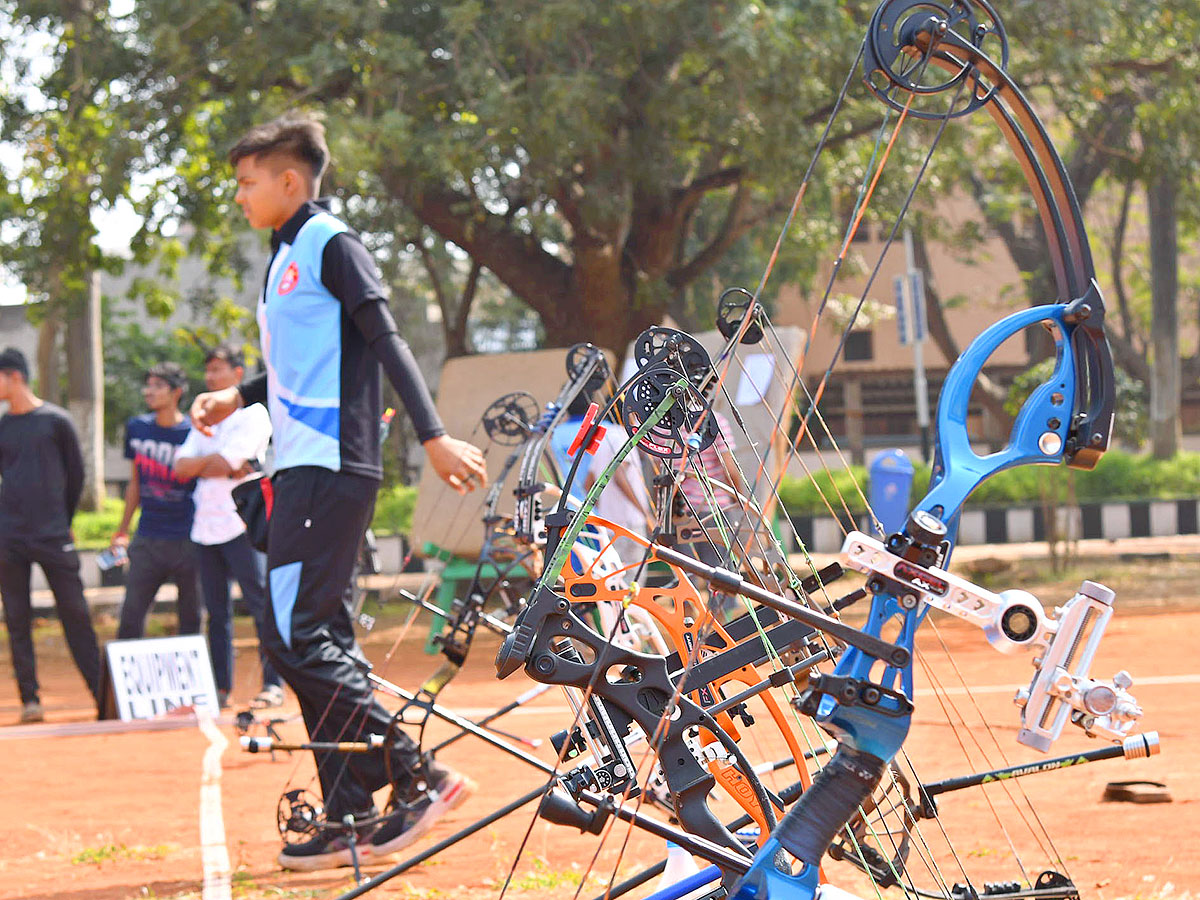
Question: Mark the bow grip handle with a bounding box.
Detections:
[772,745,888,866]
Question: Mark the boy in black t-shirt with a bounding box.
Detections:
[111,362,201,640]
[0,347,101,723]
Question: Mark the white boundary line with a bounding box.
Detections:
[198,714,232,900]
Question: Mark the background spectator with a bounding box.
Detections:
[175,343,280,710]
[0,347,101,723]
[112,362,200,640]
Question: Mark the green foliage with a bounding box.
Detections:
[101,311,209,443]
[99,0,886,351]
[371,484,418,536]
[779,450,1200,515]
[71,497,129,549]
[777,465,873,517]
[1005,358,1149,450]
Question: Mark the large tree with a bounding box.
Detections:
[118,0,887,353]
[0,0,144,508]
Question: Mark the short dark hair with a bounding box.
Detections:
[0,347,29,381]
[229,115,329,181]
[145,361,188,392]
[204,342,245,370]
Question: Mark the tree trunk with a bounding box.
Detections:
[36,310,62,404]
[66,271,106,511]
[911,233,1012,430]
[1147,174,1181,460]
[844,377,865,466]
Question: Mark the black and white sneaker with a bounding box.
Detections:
[370,770,476,857]
[277,818,376,871]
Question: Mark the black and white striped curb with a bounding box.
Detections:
[786,498,1200,554]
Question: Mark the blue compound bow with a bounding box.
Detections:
[722,2,1141,897]
[494,2,1159,899]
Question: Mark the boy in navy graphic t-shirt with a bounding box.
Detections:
[112,362,200,639]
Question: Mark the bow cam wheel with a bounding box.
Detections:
[863,0,1008,120]
[481,391,539,445]
[277,788,325,845]
[621,365,719,460]
[632,327,713,389]
[565,343,611,394]
[716,288,765,345]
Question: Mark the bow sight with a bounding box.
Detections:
[843,522,1145,750]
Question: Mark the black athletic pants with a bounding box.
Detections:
[197,532,280,694]
[0,534,101,705]
[117,535,201,639]
[260,466,426,820]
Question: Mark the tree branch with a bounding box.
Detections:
[389,176,573,330]
[1109,175,1140,355]
[667,181,752,290]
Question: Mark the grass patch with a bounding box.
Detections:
[71,842,177,865]
[71,497,134,550]
[372,483,417,536]
[510,857,585,891]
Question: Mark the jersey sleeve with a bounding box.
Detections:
[57,413,86,517]
[321,230,388,318]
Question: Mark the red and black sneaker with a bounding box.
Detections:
[370,770,476,858]
[277,817,376,872]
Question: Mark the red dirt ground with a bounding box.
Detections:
[1,578,1196,900]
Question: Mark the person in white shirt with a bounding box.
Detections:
[175,344,280,709]
[585,427,654,565]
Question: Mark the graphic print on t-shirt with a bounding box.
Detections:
[278,261,299,295]
[124,414,196,540]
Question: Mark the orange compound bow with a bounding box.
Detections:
[559,513,830,844]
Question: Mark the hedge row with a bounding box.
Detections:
[69,450,1200,548]
[777,449,1200,515]
[71,485,420,550]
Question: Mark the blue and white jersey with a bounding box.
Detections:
[258,210,349,473]
[242,199,445,480]
[247,201,389,479]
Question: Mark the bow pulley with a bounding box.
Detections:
[565,342,611,394]
[277,788,325,845]
[481,391,539,445]
[622,365,719,460]
[632,326,714,389]
[864,0,1009,119]
[716,288,765,345]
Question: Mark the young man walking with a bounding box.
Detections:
[0,347,101,723]
[175,343,281,709]
[191,116,489,871]
[112,363,201,640]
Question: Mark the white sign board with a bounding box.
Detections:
[106,635,219,720]
[734,353,775,407]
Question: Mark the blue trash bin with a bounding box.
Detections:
[869,449,914,536]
